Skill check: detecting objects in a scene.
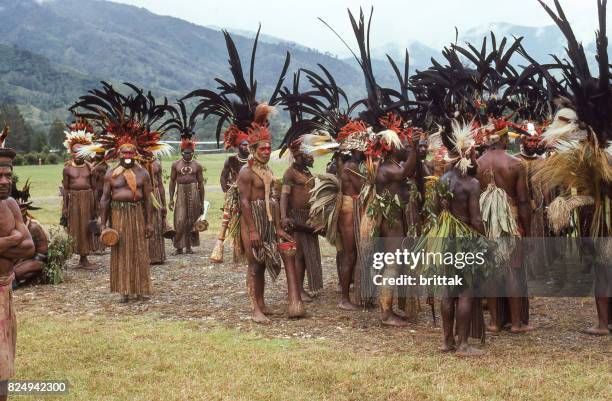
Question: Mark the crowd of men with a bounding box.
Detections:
[0,0,610,393]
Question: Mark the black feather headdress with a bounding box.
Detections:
[184,25,290,148]
[70,82,173,161]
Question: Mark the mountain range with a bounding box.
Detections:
[0,0,604,133]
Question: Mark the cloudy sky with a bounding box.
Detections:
[112,0,607,54]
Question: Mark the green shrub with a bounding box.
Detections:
[45,153,60,165]
[13,154,24,166]
[42,228,73,285]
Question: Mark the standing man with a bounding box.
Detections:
[280,138,323,301]
[430,121,486,356]
[148,158,167,264]
[221,133,250,192]
[476,122,532,333]
[169,138,204,255]
[62,123,96,269]
[211,129,250,263]
[237,105,304,323]
[370,123,417,327]
[0,132,35,398]
[99,143,154,302]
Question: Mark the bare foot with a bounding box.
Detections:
[300,291,313,303]
[251,310,271,324]
[174,249,183,255]
[440,342,456,353]
[186,248,194,254]
[381,313,410,328]
[76,260,97,270]
[118,295,129,303]
[338,300,360,311]
[510,325,534,334]
[583,327,610,336]
[288,301,305,318]
[261,305,275,316]
[455,345,485,357]
[136,295,150,302]
[486,324,501,333]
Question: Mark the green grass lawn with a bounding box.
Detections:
[17,313,610,401]
[14,153,331,232]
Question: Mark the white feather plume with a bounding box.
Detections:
[378,129,403,150]
[542,108,587,151]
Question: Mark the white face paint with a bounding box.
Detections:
[124,158,133,165]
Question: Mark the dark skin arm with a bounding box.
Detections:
[168,161,177,211]
[155,162,167,217]
[99,169,112,229]
[274,199,294,243]
[196,164,205,215]
[516,163,531,235]
[1,200,34,259]
[142,169,154,238]
[237,168,261,249]
[90,165,97,216]
[220,159,231,193]
[401,142,419,179]
[468,180,485,235]
[280,169,294,231]
[62,166,70,217]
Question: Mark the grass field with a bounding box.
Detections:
[13,153,331,232]
[10,153,612,401]
[16,313,610,401]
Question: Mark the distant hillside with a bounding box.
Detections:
[0,43,98,128]
[0,0,364,102]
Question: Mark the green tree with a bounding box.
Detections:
[48,118,66,151]
[32,131,47,152]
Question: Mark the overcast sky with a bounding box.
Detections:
[112,0,607,55]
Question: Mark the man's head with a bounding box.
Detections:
[181,148,194,162]
[294,151,314,168]
[252,142,271,164]
[71,144,86,165]
[238,140,249,158]
[118,144,137,169]
[417,138,429,160]
[522,136,539,156]
[0,166,12,200]
[0,148,15,199]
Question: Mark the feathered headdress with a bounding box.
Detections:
[0,124,15,165]
[184,25,289,150]
[446,119,476,175]
[277,65,355,156]
[63,119,94,151]
[70,82,173,161]
[321,8,419,156]
[165,100,199,152]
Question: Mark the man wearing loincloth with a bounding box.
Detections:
[477,121,532,333]
[237,104,304,323]
[210,128,250,263]
[0,133,35,398]
[429,120,487,356]
[169,138,204,255]
[280,138,323,302]
[62,122,96,269]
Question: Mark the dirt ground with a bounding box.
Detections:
[14,237,611,358]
